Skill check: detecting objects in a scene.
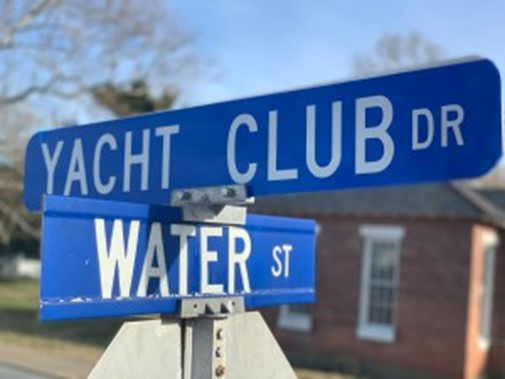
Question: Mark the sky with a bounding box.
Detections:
[169,1,505,106]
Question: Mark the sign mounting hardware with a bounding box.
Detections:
[171,184,253,226]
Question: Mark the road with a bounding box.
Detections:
[0,365,53,379]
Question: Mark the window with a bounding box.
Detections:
[277,304,312,332]
[357,225,404,343]
[480,232,498,348]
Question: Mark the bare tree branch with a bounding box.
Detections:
[0,181,23,191]
[0,0,61,48]
[353,31,444,75]
[0,74,85,105]
[0,199,40,240]
[0,0,199,254]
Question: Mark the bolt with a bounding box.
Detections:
[221,301,232,314]
[216,328,224,340]
[215,347,222,358]
[178,191,192,201]
[215,365,226,377]
[221,187,236,198]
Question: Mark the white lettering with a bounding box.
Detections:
[412,108,435,150]
[306,102,342,178]
[271,245,283,278]
[282,244,293,278]
[94,219,139,299]
[93,134,117,194]
[41,141,64,194]
[268,110,298,181]
[171,224,196,296]
[355,95,394,174]
[124,129,150,192]
[136,223,169,297]
[64,139,88,195]
[155,125,180,189]
[227,114,258,183]
[200,226,224,294]
[227,227,251,293]
[441,104,465,147]
[271,244,292,278]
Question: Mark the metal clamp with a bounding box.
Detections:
[179,297,245,319]
[171,185,254,226]
[171,185,254,207]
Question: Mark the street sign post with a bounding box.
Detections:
[40,195,316,321]
[24,58,502,211]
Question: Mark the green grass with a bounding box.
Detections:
[0,279,39,310]
[0,279,123,348]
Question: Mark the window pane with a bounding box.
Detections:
[367,241,398,327]
[368,285,395,325]
[371,241,397,281]
[358,226,404,342]
[383,307,392,325]
[368,307,380,323]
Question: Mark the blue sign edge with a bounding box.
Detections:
[40,195,317,321]
[24,57,503,212]
[40,292,316,321]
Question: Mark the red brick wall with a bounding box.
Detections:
[263,216,476,378]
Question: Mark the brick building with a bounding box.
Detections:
[254,182,505,379]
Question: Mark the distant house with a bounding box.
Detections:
[254,182,505,379]
[0,253,41,279]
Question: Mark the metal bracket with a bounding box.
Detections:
[181,204,247,225]
[170,185,249,377]
[171,185,254,226]
[179,297,245,319]
[171,185,254,207]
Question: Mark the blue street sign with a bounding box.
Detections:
[40,196,316,321]
[24,58,502,211]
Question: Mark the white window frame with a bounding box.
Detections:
[357,225,404,343]
[277,304,312,332]
[480,232,498,350]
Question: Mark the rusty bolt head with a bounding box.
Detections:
[215,365,226,377]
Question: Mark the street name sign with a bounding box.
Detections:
[40,196,316,321]
[24,57,502,211]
